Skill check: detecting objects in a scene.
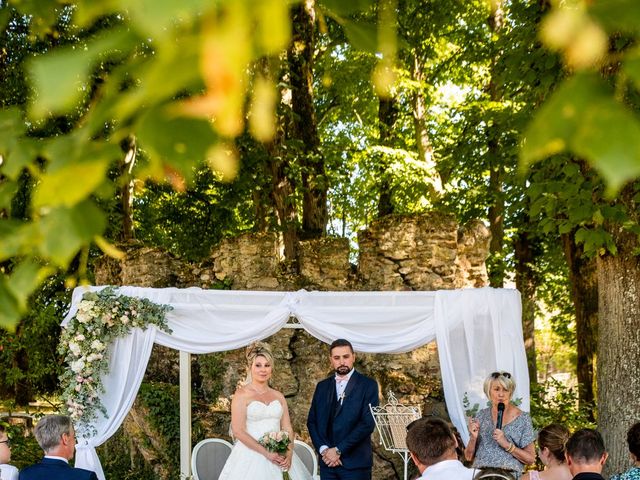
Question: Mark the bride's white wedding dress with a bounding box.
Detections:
[219,400,313,480]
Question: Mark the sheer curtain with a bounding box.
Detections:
[62,286,527,479]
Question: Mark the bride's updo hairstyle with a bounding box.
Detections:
[242,342,274,385]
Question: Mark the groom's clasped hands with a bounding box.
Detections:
[321,447,342,468]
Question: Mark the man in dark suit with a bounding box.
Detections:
[565,429,608,480]
[307,339,379,480]
[19,415,98,480]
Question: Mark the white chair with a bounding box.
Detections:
[192,438,233,480]
[293,439,319,479]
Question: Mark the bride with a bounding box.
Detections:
[219,342,312,480]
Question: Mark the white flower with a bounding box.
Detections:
[87,353,103,363]
[75,334,85,342]
[90,340,105,351]
[71,360,86,373]
[69,342,81,356]
[75,384,82,392]
[78,300,95,313]
[121,315,129,324]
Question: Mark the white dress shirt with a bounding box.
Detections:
[419,459,474,480]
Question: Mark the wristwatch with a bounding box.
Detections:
[335,447,341,456]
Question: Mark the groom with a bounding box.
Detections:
[307,339,379,480]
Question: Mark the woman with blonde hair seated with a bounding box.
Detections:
[522,423,572,480]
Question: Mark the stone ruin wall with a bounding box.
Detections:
[93,212,491,479]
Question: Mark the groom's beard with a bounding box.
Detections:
[335,366,352,376]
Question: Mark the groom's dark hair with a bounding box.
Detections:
[330,338,354,353]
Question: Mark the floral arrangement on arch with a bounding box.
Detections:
[59,287,172,438]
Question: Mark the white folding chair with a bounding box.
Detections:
[191,438,233,480]
[293,439,320,479]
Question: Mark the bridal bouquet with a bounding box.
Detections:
[259,430,291,480]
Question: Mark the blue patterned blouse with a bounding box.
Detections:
[611,466,640,480]
[471,407,536,478]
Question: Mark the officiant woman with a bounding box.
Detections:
[464,371,536,479]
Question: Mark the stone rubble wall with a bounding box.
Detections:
[93,214,490,479]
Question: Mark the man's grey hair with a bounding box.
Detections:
[34,415,73,452]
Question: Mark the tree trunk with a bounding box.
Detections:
[562,232,597,416]
[514,228,538,384]
[268,141,298,265]
[120,135,137,241]
[377,96,397,217]
[597,191,640,476]
[486,1,505,288]
[287,0,326,238]
[411,53,442,202]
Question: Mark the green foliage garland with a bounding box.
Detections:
[58,287,172,438]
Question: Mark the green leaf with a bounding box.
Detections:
[521,73,640,194]
[589,0,640,35]
[117,0,211,39]
[38,201,106,267]
[320,0,375,16]
[623,52,640,91]
[28,28,133,119]
[73,0,120,28]
[0,180,18,211]
[342,19,379,54]
[7,260,54,311]
[0,277,21,331]
[0,220,38,261]
[0,108,25,157]
[33,158,111,208]
[136,108,218,183]
[2,138,40,180]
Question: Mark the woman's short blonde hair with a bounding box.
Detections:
[483,371,516,399]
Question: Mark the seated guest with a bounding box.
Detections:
[406,416,474,479]
[565,429,607,480]
[611,421,640,480]
[0,424,19,480]
[465,371,536,478]
[523,423,572,480]
[19,415,98,480]
[475,467,517,480]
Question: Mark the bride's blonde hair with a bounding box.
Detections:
[242,342,275,386]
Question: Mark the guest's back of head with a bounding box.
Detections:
[566,429,606,464]
[626,421,640,460]
[406,417,457,466]
[539,423,570,463]
[34,414,74,455]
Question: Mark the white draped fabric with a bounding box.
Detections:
[62,286,528,480]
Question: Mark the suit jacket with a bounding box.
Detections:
[18,457,98,480]
[307,370,379,472]
[573,473,605,480]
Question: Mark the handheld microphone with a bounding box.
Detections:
[496,402,505,430]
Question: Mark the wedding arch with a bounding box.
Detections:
[61,286,529,480]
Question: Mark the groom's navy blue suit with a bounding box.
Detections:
[307,370,379,480]
[18,458,98,480]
